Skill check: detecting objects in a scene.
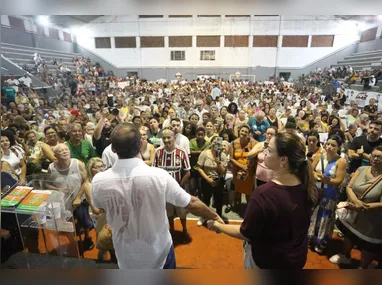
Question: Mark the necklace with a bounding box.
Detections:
[370,168,382,177]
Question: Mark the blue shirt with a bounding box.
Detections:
[248,118,270,142]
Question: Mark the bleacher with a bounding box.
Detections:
[1,42,80,74]
[331,49,382,71]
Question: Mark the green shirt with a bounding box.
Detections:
[189,138,210,169]
[2,87,16,102]
[66,140,96,165]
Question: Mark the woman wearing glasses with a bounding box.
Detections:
[330,146,382,269]
[84,158,116,262]
[44,126,59,148]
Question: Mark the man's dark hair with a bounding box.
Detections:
[370,120,382,129]
[149,117,158,123]
[132,116,142,122]
[111,123,141,159]
[171,118,181,124]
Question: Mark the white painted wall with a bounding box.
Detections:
[73,15,366,69]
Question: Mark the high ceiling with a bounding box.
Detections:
[29,15,382,30]
[31,15,102,29]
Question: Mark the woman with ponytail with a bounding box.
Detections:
[206,132,318,269]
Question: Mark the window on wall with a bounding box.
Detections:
[282,36,309,47]
[169,15,192,18]
[63,32,72,42]
[169,36,192,47]
[171,51,185,61]
[200,50,215,61]
[139,15,163,18]
[224,36,249,47]
[196,36,220,47]
[140,36,165,48]
[253,36,278,47]
[95,37,111,48]
[225,15,250,18]
[115,37,136,48]
[360,27,378,42]
[49,28,59,40]
[8,16,25,30]
[311,35,334,47]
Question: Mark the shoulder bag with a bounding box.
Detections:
[336,173,382,224]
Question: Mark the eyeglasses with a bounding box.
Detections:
[371,154,382,161]
[46,132,57,135]
[92,164,105,169]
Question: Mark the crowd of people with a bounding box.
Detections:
[1,64,382,269]
[298,65,382,92]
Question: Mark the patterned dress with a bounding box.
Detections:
[308,157,340,248]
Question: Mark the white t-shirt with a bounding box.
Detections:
[19,77,32,87]
[6,79,20,92]
[2,149,23,175]
[91,158,191,269]
[101,144,118,169]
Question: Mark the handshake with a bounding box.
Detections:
[202,215,225,234]
[206,220,223,234]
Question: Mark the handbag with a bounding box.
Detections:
[336,173,382,224]
[96,212,114,250]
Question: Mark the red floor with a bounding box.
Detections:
[38,219,365,269]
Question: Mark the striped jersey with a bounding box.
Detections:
[153,147,191,184]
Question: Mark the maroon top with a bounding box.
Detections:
[240,181,311,269]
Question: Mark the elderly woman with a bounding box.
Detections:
[248,111,270,142]
[330,146,382,268]
[355,113,370,136]
[84,122,95,146]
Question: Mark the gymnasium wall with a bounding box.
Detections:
[2,15,380,81]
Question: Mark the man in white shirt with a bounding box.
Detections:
[210,83,221,100]
[18,73,33,88]
[101,144,118,169]
[171,118,190,154]
[193,100,208,122]
[6,74,20,92]
[91,123,223,269]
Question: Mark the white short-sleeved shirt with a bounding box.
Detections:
[101,144,118,169]
[91,158,191,269]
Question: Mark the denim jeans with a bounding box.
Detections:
[163,244,176,269]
